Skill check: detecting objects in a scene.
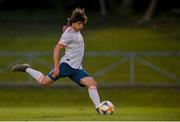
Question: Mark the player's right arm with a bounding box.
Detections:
[53,30,71,77]
[53,42,64,77]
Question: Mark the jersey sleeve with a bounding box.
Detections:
[58,33,73,46]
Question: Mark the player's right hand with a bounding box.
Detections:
[52,67,60,78]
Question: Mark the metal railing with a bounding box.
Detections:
[0,51,180,87]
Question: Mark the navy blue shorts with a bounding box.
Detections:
[48,63,89,87]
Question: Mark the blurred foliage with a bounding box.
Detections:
[0,0,180,15]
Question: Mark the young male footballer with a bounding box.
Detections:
[12,8,101,113]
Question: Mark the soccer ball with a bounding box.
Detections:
[98,101,114,115]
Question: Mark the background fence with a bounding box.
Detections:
[0,51,180,88]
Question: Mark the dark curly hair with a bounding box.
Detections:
[68,8,88,25]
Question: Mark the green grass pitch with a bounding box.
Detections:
[0,106,179,121]
[0,87,179,121]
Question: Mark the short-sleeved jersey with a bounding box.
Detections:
[58,27,84,69]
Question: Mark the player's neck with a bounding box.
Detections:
[70,26,79,32]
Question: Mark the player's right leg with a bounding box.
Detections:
[11,63,53,85]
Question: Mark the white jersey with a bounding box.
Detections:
[58,27,84,69]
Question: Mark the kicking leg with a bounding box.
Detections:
[80,76,101,109]
[26,68,53,85]
[12,63,53,85]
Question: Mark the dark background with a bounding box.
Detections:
[0,0,180,12]
[0,0,180,24]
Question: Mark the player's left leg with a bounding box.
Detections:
[80,76,101,110]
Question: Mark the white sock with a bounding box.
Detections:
[88,86,101,109]
[26,68,44,83]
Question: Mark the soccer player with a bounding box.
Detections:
[12,8,101,113]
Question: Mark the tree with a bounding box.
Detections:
[120,0,133,15]
[98,0,106,16]
[138,0,158,25]
[0,0,4,4]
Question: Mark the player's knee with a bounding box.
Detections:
[92,80,97,86]
[40,78,50,86]
[40,81,49,86]
[81,77,97,88]
[88,80,97,88]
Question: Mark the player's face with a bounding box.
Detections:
[72,21,84,31]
